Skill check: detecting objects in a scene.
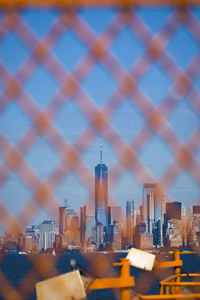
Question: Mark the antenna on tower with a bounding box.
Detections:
[100,144,103,164]
[64,198,68,207]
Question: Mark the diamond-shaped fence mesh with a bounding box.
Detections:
[0,1,200,299]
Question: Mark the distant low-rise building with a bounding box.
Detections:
[111,221,122,251]
[96,222,104,249]
[165,219,183,248]
[39,220,59,251]
[188,205,200,248]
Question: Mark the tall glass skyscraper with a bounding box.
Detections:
[126,200,134,245]
[142,183,157,234]
[95,147,108,228]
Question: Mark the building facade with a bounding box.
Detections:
[108,206,122,225]
[95,148,108,248]
[59,203,80,247]
[126,200,134,246]
[39,220,58,250]
[142,183,156,234]
[166,202,181,221]
[80,206,86,248]
[95,161,108,227]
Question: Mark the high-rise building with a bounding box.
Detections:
[192,206,200,215]
[108,206,122,225]
[59,202,78,233]
[96,223,104,248]
[112,221,122,251]
[181,205,187,246]
[188,205,200,247]
[160,194,166,246]
[39,220,59,250]
[108,207,122,249]
[126,200,134,245]
[153,219,161,248]
[162,202,182,247]
[24,225,40,251]
[80,206,86,248]
[161,194,166,220]
[134,209,141,227]
[95,146,108,228]
[142,183,156,234]
[166,202,181,220]
[59,202,80,246]
[59,207,68,234]
[85,215,96,245]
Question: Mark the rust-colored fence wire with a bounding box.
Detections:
[0,1,200,299]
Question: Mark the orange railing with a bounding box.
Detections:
[88,250,200,300]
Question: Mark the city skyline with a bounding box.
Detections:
[1,152,198,252]
[3,185,198,252]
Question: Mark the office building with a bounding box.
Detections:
[126,200,134,245]
[165,219,183,247]
[108,206,122,225]
[192,206,200,215]
[59,207,68,234]
[142,183,156,234]
[188,205,200,247]
[95,146,108,228]
[96,223,104,249]
[160,194,166,246]
[112,221,122,251]
[153,219,161,247]
[85,215,96,245]
[134,209,141,227]
[59,202,78,232]
[166,202,181,220]
[39,220,59,250]
[59,202,80,246]
[24,225,40,251]
[80,206,86,248]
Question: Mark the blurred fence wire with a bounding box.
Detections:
[0,0,200,299]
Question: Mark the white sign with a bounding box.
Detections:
[126,248,155,271]
[36,270,86,300]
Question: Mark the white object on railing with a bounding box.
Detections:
[36,270,86,300]
[126,248,155,271]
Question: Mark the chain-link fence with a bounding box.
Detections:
[0,1,200,299]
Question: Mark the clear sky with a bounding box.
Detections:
[0,6,200,227]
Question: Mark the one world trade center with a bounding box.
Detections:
[95,146,108,228]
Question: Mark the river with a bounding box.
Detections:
[0,251,200,299]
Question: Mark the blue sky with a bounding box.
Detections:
[0,6,200,227]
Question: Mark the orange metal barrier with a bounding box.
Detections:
[89,258,134,300]
[88,250,200,300]
[141,294,200,299]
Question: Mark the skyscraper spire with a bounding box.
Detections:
[100,144,103,164]
[95,144,108,230]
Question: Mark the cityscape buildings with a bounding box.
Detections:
[1,152,199,253]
